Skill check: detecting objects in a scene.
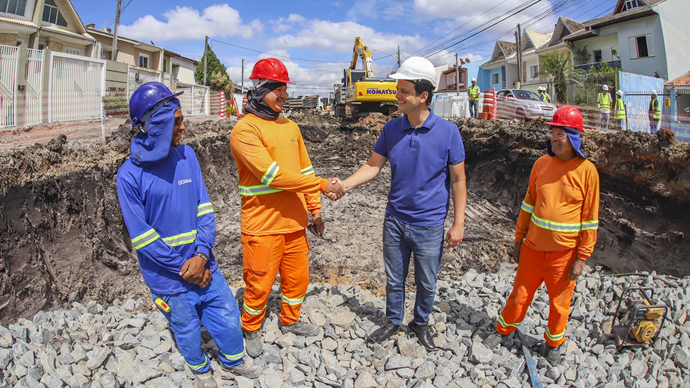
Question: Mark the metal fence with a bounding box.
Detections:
[25,49,44,126]
[49,52,106,123]
[0,45,19,128]
[128,67,161,99]
[177,84,209,116]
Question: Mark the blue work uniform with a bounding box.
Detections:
[116,100,245,373]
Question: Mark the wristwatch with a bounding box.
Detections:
[196,252,209,262]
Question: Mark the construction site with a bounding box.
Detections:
[0,110,689,387]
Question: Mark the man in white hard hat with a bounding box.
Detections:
[326,57,467,350]
[597,85,612,130]
[649,90,661,135]
[538,87,551,103]
[614,90,626,131]
[468,78,480,118]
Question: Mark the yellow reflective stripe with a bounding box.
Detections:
[545,327,565,341]
[238,184,283,196]
[220,350,245,361]
[530,214,583,233]
[132,229,160,250]
[243,301,266,315]
[187,355,209,371]
[498,315,520,329]
[301,165,315,175]
[581,220,599,231]
[280,293,305,306]
[162,230,197,247]
[521,201,534,214]
[261,162,279,186]
[197,202,214,217]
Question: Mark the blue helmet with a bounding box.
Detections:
[129,82,183,128]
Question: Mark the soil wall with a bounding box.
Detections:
[1,114,689,324]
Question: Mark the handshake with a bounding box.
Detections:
[324,177,346,201]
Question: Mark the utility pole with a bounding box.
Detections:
[203,36,208,86]
[516,24,523,85]
[397,46,401,68]
[241,58,244,94]
[112,0,121,61]
[455,53,460,96]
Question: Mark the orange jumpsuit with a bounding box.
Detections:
[230,113,328,332]
[497,155,600,347]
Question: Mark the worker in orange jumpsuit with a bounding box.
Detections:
[489,105,600,366]
[229,58,344,358]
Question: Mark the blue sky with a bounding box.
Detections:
[73,0,619,95]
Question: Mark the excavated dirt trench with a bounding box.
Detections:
[1,113,689,324]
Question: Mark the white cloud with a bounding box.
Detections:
[119,4,264,42]
[269,13,307,33]
[268,19,428,55]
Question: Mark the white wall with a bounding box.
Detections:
[610,15,667,79]
[504,64,519,88]
[171,57,197,85]
[571,33,620,64]
[655,0,690,81]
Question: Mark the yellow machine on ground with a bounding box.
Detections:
[333,37,397,117]
[611,286,668,350]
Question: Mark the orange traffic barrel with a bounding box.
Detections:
[482,88,495,118]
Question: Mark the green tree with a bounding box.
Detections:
[539,53,583,103]
[194,45,232,94]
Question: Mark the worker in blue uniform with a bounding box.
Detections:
[116,82,261,387]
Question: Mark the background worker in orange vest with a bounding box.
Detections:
[487,105,600,366]
[649,90,662,136]
[230,58,344,358]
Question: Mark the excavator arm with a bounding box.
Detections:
[350,37,375,78]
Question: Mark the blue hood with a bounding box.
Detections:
[129,98,181,166]
[546,127,586,159]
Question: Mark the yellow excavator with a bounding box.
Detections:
[333,37,398,117]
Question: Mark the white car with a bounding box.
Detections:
[495,89,557,120]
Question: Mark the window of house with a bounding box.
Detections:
[65,47,80,56]
[530,65,539,79]
[101,49,112,60]
[164,59,168,73]
[622,0,643,11]
[0,0,27,16]
[42,0,68,27]
[593,50,602,63]
[16,39,23,47]
[139,53,149,68]
[492,73,499,84]
[629,34,655,59]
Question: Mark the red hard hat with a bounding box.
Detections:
[249,58,294,84]
[546,105,584,133]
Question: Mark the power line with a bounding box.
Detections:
[210,38,350,64]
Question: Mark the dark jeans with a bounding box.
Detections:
[382,213,444,326]
[469,99,478,118]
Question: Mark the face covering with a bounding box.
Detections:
[243,79,285,121]
[546,127,586,159]
[129,98,181,166]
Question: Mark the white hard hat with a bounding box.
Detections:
[651,90,658,95]
[602,85,609,91]
[471,78,476,82]
[616,90,623,96]
[389,56,438,88]
[538,86,544,91]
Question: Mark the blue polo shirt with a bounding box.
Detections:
[373,109,465,227]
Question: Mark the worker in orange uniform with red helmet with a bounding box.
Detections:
[230,58,344,358]
[488,105,600,366]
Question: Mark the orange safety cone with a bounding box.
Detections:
[479,88,494,120]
